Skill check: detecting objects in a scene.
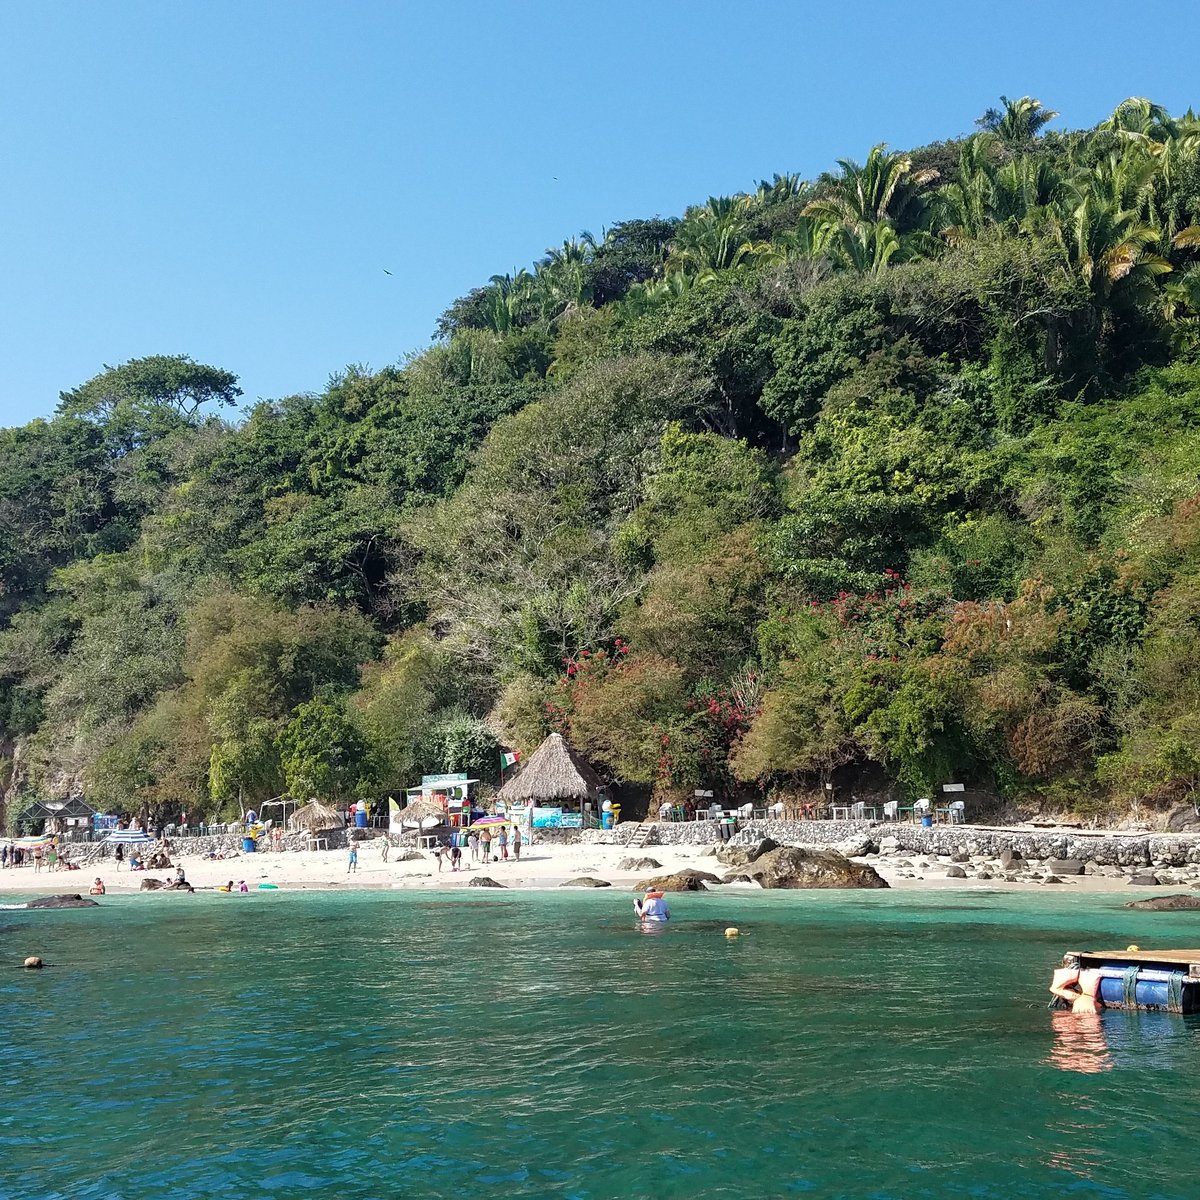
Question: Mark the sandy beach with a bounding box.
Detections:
[0,835,1173,897]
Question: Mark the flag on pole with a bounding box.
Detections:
[501,751,521,770]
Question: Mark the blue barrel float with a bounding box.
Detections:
[242,835,256,854]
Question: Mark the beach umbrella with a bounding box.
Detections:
[460,817,518,832]
[15,835,54,848]
[287,800,345,833]
[103,831,156,844]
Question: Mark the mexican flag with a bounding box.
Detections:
[501,751,521,770]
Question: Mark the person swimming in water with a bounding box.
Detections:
[1049,967,1104,1013]
[634,890,670,922]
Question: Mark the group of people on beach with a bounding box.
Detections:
[1,840,77,872]
[433,825,522,872]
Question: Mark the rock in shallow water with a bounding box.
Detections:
[25,895,98,909]
[468,876,506,888]
[637,869,723,892]
[1125,894,1200,910]
[560,877,612,888]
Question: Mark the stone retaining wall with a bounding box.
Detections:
[603,819,1200,867]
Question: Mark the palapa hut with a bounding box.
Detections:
[495,732,604,824]
[287,800,345,834]
[393,795,449,831]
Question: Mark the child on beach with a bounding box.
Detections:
[347,843,359,873]
[468,832,479,863]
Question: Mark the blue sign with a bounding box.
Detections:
[532,807,562,829]
[560,813,582,829]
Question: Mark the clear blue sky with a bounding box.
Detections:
[0,0,1193,426]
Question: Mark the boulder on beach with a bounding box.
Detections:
[1125,893,1200,911]
[1129,874,1162,886]
[469,876,506,888]
[1047,858,1085,876]
[637,869,723,892]
[616,857,662,871]
[25,895,98,909]
[392,850,425,862]
[560,877,612,888]
[724,847,888,890]
[944,865,967,879]
[716,838,778,868]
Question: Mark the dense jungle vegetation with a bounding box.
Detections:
[4,95,1200,827]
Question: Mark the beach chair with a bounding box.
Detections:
[882,801,899,821]
[850,801,866,820]
[913,799,931,823]
[948,800,965,824]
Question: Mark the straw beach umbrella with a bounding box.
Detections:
[395,796,448,830]
[287,800,345,833]
[495,732,603,807]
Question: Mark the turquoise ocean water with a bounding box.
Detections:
[1,886,1198,1199]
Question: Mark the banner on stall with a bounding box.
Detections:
[531,807,563,829]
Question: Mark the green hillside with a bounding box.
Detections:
[3,95,1200,827]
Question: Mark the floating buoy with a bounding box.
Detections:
[724,927,740,938]
[1127,944,1140,952]
[23,956,43,969]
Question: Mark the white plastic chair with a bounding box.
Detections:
[883,801,899,821]
[948,800,965,824]
[850,801,866,820]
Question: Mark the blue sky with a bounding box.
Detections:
[0,0,1193,426]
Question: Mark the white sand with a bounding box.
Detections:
[0,837,1155,896]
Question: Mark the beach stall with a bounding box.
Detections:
[494,732,605,830]
[401,773,481,828]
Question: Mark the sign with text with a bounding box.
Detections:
[531,807,563,829]
[942,783,966,793]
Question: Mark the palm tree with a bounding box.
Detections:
[531,234,597,320]
[805,144,939,234]
[975,95,1059,144]
[803,144,939,272]
[667,195,766,275]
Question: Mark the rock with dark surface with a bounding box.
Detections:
[469,876,506,888]
[392,850,425,862]
[1125,894,1200,911]
[724,847,888,890]
[139,878,194,892]
[1048,858,1085,876]
[638,869,723,892]
[998,848,1020,869]
[24,894,98,909]
[949,851,970,864]
[617,857,662,871]
[1166,805,1200,833]
[1129,874,1162,886]
[944,865,967,879]
[560,877,612,888]
[716,838,779,868]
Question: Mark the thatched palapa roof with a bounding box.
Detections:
[495,733,603,805]
[395,796,448,825]
[287,800,345,833]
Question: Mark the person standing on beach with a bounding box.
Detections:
[497,826,508,861]
[480,830,492,861]
[33,845,44,873]
[114,843,124,871]
[468,832,480,863]
[347,842,359,874]
[512,826,522,861]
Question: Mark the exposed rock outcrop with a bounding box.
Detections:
[469,876,506,888]
[716,838,779,868]
[560,877,612,888]
[724,847,888,890]
[25,894,99,909]
[637,869,723,892]
[1125,894,1200,910]
[616,857,662,871]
